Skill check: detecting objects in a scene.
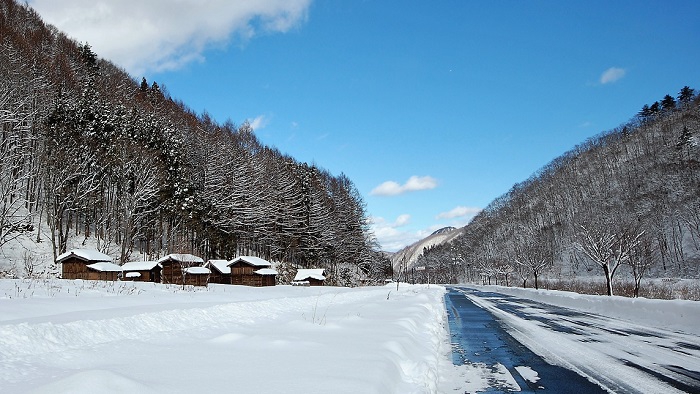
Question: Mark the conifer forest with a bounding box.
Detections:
[0,1,387,284]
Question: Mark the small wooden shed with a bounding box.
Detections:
[58,249,115,280]
[228,256,277,287]
[293,268,326,286]
[121,261,162,282]
[158,253,204,285]
[85,262,123,281]
[204,260,231,284]
[184,266,211,286]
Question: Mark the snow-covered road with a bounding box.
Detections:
[445,287,606,393]
[451,286,700,393]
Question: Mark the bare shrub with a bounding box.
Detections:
[537,277,700,300]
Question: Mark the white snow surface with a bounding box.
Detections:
[0,281,450,394]
[120,261,159,271]
[514,366,540,384]
[205,260,231,274]
[294,269,326,281]
[1,280,699,393]
[183,266,210,275]
[156,254,204,264]
[86,262,123,272]
[254,268,278,276]
[229,255,272,267]
[56,249,113,263]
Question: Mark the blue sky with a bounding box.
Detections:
[30,0,700,252]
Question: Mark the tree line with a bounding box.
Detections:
[419,86,700,296]
[0,0,388,284]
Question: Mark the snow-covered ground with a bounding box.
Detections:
[0,280,452,393]
[2,280,699,393]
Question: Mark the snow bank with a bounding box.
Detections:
[0,280,450,393]
[479,285,700,335]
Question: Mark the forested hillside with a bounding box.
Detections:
[0,0,386,284]
[420,87,700,296]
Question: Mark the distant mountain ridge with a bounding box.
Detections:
[390,227,462,271]
[430,227,457,236]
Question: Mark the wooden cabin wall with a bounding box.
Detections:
[61,261,90,279]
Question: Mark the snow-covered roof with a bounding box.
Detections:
[157,254,204,264]
[184,266,211,275]
[228,256,272,268]
[121,261,160,271]
[294,269,326,282]
[205,260,231,275]
[254,268,278,276]
[87,262,123,272]
[56,249,112,263]
[125,272,141,278]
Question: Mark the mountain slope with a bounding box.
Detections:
[420,87,700,293]
[390,227,462,271]
[0,0,382,282]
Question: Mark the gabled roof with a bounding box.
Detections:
[121,261,160,271]
[86,262,123,272]
[254,268,278,276]
[56,249,112,263]
[157,254,204,264]
[294,269,326,282]
[205,260,231,275]
[228,256,272,268]
[184,266,211,275]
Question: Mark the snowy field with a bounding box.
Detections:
[2,280,700,393]
[0,280,452,393]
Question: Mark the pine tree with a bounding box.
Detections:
[660,94,676,111]
[678,86,695,104]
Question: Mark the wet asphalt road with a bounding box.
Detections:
[445,287,607,393]
[444,286,700,393]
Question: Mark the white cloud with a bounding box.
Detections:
[28,0,312,75]
[248,115,268,130]
[394,214,411,227]
[370,215,423,252]
[370,176,438,196]
[435,206,481,229]
[436,206,481,220]
[599,67,626,84]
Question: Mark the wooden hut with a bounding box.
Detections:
[85,262,123,281]
[184,266,211,286]
[227,256,277,287]
[58,249,116,280]
[158,254,204,285]
[121,261,161,282]
[293,269,326,286]
[204,260,231,284]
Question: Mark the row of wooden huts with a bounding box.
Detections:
[56,249,326,287]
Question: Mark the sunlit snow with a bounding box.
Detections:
[1,280,698,393]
